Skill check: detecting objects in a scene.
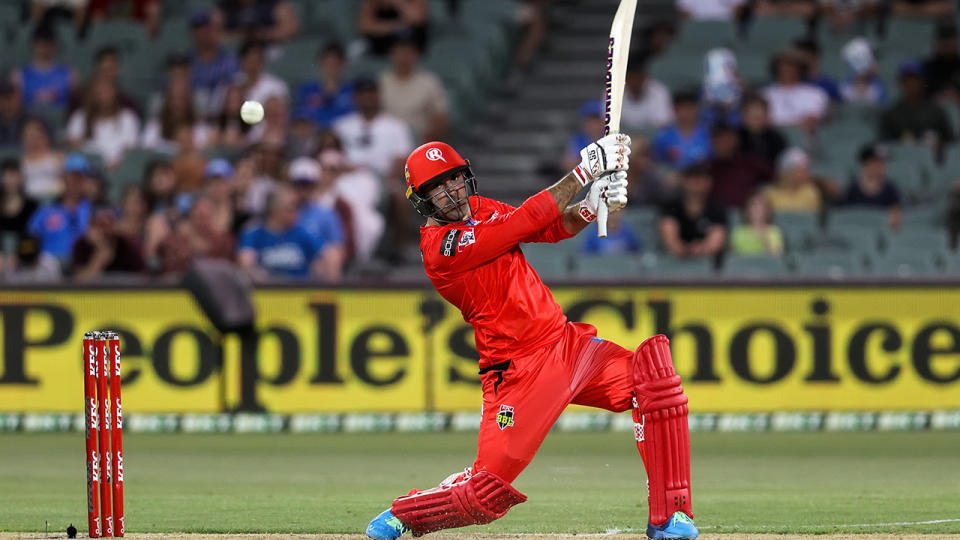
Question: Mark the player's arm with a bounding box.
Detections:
[527,171,629,242]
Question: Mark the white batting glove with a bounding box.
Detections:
[572,133,631,186]
[577,171,629,222]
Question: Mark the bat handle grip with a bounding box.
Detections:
[597,204,608,238]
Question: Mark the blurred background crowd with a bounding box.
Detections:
[0,0,959,283]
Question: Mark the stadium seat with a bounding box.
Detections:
[572,253,645,280]
[774,212,820,252]
[673,20,738,53]
[647,255,716,278]
[793,249,867,278]
[269,38,323,88]
[521,243,572,279]
[828,207,891,231]
[108,149,168,201]
[743,17,808,52]
[871,252,938,277]
[722,255,789,277]
[884,227,951,255]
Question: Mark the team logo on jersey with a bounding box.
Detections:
[457,229,475,252]
[425,147,446,163]
[440,229,462,257]
[496,404,515,430]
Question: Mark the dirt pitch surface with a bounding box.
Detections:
[4,534,960,540]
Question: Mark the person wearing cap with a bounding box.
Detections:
[651,90,711,169]
[562,100,607,173]
[333,76,415,184]
[878,61,953,146]
[188,10,240,118]
[762,50,829,128]
[838,38,887,105]
[367,137,698,540]
[379,36,449,143]
[764,147,823,214]
[11,25,78,110]
[203,158,252,236]
[294,42,356,129]
[288,157,348,276]
[841,143,903,229]
[26,153,93,273]
[237,185,334,281]
[0,81,26,148]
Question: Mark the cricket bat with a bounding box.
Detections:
[597,0,637,238]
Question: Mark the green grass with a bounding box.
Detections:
[1,431,959,534]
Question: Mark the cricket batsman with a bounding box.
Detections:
[365,134,698,540]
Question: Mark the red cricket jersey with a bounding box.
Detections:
[420,191,575,369]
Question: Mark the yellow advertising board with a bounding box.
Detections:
[0,286,957,413]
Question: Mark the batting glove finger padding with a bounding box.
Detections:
[573,134,632,186]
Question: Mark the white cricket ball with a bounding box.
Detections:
[240,100,264,124]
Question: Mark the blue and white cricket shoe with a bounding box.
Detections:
[366,509,409,540]
[646,511,698,539]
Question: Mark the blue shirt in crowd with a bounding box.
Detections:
[19,64,72,108]
[298,203,345,248]
[238,224,322,278]
[27,200,92,259]
[295,81,355,128]
[581,221,642,255]
[839,76,888,105]
[652,124,711,169]
[812,75,843,102]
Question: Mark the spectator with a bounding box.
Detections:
[763,50,829,128]
[839,37,887,105]
[159,195,236,274]
[622,57,674,131]
[115,185,149,246]
[333,77,415,184]
[581,211,642,254]
[88,0,163,37]
[738,93,786,168]
[764,147,822,214]
[295,43,355,130]
[12,25,78,111]
[358,0,429,56]
[71,206,146,281]
[676,0,746,20]
[141,159,178,263]
[30,0,86,31]
[793,39,842,103]
[20,117,64,201]
[289,157,349,271]
[66,77,140,168]
[142,67,212,152]
[878,61,953,147]
[218,0,300,44]
[658,163,728,265]
[238,185,336,280]
[0,160,39,275]
[0,82,27,148]
[626,136,675,207]
[820,0,881,29]
[234,148,276,217]
[506,0,549,85]
[563,100,606,174]
[26,155,92,271]
[924,24,960,99]
[708,121,773,209]
[203,158,251,235]
[287,110,321,157]
[235,40,289,105]
[172,125,209,191]
[379,37,449,142]
[652,91,711,169]
[70,46,138,115]
[189,10,240,118]
[753,0,818,17]
[892,0,954,17]
[701,48,743,127]
[841,143,902,229]
[210,84,251,148]
[246,95,289,145]
[730,192,784,256]
[319,147,384,261]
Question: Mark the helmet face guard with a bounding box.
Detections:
[406,165,478,224]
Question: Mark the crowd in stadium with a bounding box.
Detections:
[1,0,960,281]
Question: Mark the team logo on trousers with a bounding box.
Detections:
[496,404,515,430]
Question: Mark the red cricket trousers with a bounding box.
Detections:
[472,321,634,481]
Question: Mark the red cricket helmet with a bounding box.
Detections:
[404,142,478,223]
